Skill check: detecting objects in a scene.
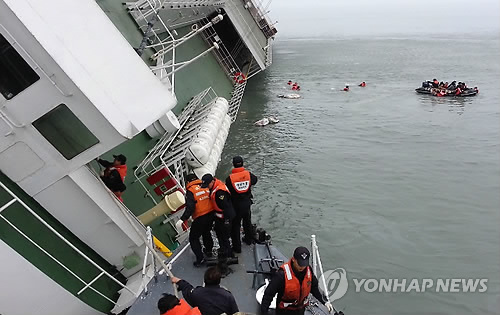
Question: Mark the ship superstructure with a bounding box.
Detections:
[0,0,276,314]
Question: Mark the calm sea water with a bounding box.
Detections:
[217,35,500,315]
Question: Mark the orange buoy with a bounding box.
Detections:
[234,72,247,84]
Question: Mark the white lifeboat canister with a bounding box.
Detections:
[185,137,212,168]
[185,98,229,168]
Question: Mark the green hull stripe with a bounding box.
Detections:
[0,172,125,313]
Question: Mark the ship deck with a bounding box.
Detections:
[128,242,261,315]
[127,241,331,315]
[94,0,235,249]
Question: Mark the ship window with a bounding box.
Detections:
[33,104,99,160]
[0,33,40,100]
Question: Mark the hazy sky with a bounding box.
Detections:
[266,0,500,38]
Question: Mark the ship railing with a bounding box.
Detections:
[85,166,183,304]
[224,0,267,52]
[0,180,137,305]
[198,17,241,81]
[126,1,227,95]
[311,234,338,313]
[240,0,277,38]
[125,0,179,94]
[245,57,262,80]
[133,88,218,206]
[265,38,273,67]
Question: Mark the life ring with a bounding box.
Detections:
[234,72,246,84]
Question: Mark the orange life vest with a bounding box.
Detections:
[278,260,312,310]
[162,299,201,315]
[112,164,127,181]
[229,167,251,194]
[104,164,127,181]
[210,179,229,219]
[186,179,213,219]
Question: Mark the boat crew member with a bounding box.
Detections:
[343,85,349,91]
[359,81,366,87]
[201,174,235,260]
[432,78,439,88]
[157,293,201,315]
[97,154,127,201]
[261,247,334,315]
[179,174,214,267]
[171,267,239,315]
[225,156,258,253]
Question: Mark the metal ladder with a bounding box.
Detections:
[228,81,247,122]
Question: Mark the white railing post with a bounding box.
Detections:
[0,181,136,297]
[311,234,318,275]
[311,234,331,304]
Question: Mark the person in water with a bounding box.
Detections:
[287,80,292,85]
[359,82,366,87]
[296,85,301,91]
[343,85,349,91]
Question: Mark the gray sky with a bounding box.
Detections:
[267,0,500,38]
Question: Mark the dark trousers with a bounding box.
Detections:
[214,217,232,258]
[230,202,252,252]
[189,212,214,262]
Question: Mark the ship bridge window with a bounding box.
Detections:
[0,33,40,100]
[33,104,99,160]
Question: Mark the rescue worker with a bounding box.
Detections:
[171,267,239,315]
[343,85,349,91]
[358,81,366,87]
[157,293,201,315]
[200,174,235,260]
[261,247,334,315]
[178,174,214,267]
[225,156,258,253]
[432,78,439,88]
[97,154,127,201]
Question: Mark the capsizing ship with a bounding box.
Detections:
[0,1,335,314]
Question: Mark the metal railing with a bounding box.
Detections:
[134,87,219,196]
[240,0,277,38]
[125,0,178,93]
[0,180,135,305]
[198,17,241,80]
